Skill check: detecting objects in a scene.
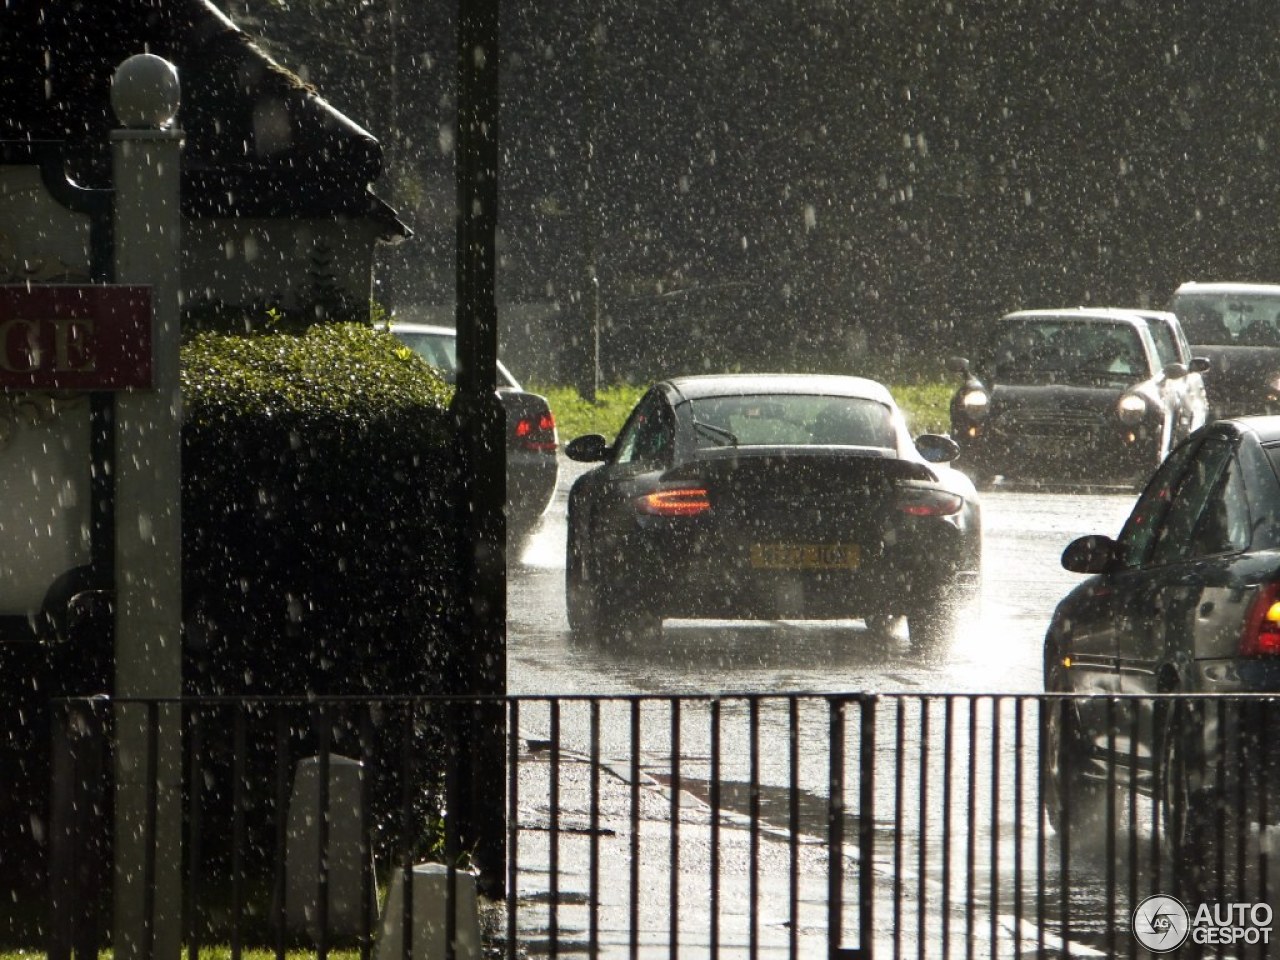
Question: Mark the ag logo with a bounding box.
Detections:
[1132,894,1190,953]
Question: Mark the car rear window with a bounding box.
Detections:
[688,394,895,448]
[1173,292,1280,348]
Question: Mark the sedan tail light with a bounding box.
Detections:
[896,487,963,517]
[1240,582,1280,656]
[514,411,557,452]
[636,487,712,517]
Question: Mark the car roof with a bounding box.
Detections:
[387,322,456,336]
[1218,415,1280,445]
[1173,281,1280,297]
[999,307,1150,327]
[662,373,896,404]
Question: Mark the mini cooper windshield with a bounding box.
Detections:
[978,318,1147,386]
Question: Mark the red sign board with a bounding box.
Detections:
[0,285,153,391]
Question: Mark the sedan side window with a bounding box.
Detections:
[1115,438,1201,568]
[614,392,674,466]
[1147,439,1236,566]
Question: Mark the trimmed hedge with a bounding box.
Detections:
[180,322,460,697]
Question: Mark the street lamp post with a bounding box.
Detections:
[452,0,507,899]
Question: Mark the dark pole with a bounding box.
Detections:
[452,0,507,898]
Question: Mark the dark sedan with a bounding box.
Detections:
[389,322,559,540]
[1043,416,1280,895]
[948,308,1208,488]
[564,373,982,646]
[1170,280,1280,419]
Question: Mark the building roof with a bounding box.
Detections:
[0,0,407,237]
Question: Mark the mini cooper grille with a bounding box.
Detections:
[1008,408,1105,436]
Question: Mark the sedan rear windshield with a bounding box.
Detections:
[977,320,1147,385]
[1172,292,1280,348]
[687,394,895,448]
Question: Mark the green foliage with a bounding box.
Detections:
[537,376,953,441]
[182,322,452,429]
[534,383,645,443]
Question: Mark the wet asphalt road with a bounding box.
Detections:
[503,458,1149,956]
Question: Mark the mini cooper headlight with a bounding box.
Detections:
[961,389,990,422]
[1116,392,1147,425]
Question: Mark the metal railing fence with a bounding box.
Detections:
[35,692,1280,959]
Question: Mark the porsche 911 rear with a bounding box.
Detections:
[618,450,976,621]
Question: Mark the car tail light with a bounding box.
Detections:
[636,487,711,517]
[1241,582,1280,656]
[514,411,557,452]
[896,488,963,517]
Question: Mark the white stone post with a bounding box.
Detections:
[110,54,184,960]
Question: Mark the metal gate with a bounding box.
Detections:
[37,692,1280,959]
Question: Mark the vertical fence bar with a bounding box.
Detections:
[549,699,561,960]
[273,707,291,960]
[1104,696,1117,959]
[966,697,976,960]
[359,705,375,960]
[589,699,601,958]
[231,704,246,960]
[711,698,722,960]
[892,699,905,960]
[916,698,929,960]
[670,698,681,960]
[1055,697,1070,955]
[942,696,954,960]
[789,696,800,960]
[186,706,203,960]
[749,696,761,960]
[1036,699,1047,960]
[317,705,332,960]
[989,697,1000,959]
[1013,697,1024,960]
[399,703,415,960]
[630,699,641,960]
[1127,698,1140,960]
[859,695,876,959]
[507,699,520,960]
[827,697,845,957]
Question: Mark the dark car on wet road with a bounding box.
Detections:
[1043,415,1280,894]
[948,308,1209,489]
[1170,280,1280,420]
[390,322,559,539]
[563,373,982,647]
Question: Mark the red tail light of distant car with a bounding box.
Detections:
[514,411,557,453]
[1241,582,1280,657]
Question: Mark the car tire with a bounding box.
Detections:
[566,538,660,644]
[1042,695,1111,846]
[1160,703,1221,902]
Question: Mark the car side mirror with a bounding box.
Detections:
[1061,534,1118,574]
[1162,361,1189,381]
[565,434,611,463]
[1189,356,1211,374]
[914,433,960,464]
[947,356,971,376]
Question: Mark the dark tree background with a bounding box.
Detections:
[224,0,1280,378]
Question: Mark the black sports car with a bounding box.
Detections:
[564,373,982,646]
[949,308,1208,488]
[1043,415,1280,894]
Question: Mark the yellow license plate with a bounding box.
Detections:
[749,543,861,570]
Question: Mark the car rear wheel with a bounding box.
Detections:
[566,548,660,644]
